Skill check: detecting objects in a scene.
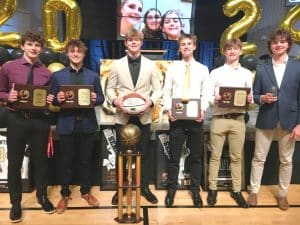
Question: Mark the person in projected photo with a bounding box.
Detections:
[119,0,143,37]
[142,8,162,39]
[161,9,184,40]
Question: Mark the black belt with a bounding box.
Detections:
[214,113,244,119]
[13,111,45,120]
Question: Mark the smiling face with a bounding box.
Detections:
[21,41,42,63]
[162,12,182,40]
[270,37,289,58]
[125,35,143,57]
[145,10,161,31]
[67,46,85,67]
[223,44,242,64]
[179,37,196,60]
[121,0,143,26]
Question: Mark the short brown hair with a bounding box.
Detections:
[125,29,144,41]
[178,34,197,45]
[21,31,44,48]
[267,28,293,53]
[222,38,242,52]
[65,39,88,53]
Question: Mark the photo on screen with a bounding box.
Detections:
[117,0,195,40]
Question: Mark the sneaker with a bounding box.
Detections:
[230,191,248,208]
[9,203,22,223]
[37,196,55,214]
[247,193,257,206]
[277,196,289,211]
[81,193,99,207]
[56,197,70,214]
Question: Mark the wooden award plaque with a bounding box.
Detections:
[219,87,251,109]
[13,84,49,110]
[171,98,201,120]
[60,85,93,109]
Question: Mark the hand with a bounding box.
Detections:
[290,124,300,141]
[46,94,54,104]
[113,97,126,112]
[261,93,277,104]
[139,99,153,116]
[91,92,97,103]
[8,83,18,102]
[57,91,66,103]
[168,110,176,122]
[195,110,205,123]
[247,93,253,103]
[214,95,221,104]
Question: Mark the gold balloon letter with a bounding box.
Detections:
[220,0,261,55]
[43,0,82,52]
[280,6,300,44]
[0,0,21,48]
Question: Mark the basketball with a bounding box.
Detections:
[122,93,146,115]
[119,124,141,148]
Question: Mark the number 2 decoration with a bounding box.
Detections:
[220,0,261,55]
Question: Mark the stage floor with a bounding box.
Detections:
[0,185,299,225]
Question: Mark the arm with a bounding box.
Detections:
[91,73,104,106]
[162,65,176,121]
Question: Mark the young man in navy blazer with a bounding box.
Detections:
[50,40,104,213]
[248,28,300,210]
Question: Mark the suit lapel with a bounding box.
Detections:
[264,60,279,88]
[280,57,292,89]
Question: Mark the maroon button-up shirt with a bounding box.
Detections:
[0,57,51,101]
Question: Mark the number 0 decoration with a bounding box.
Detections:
[280,6,300,44]
[0,0,21,48]
[43,0,82,52]
[220,0,261,55]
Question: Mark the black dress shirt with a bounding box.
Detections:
[127,55,141,87]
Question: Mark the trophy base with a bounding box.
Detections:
[115,213,143,223]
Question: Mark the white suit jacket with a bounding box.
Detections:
[106,55,162,125]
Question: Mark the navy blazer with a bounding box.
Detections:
[50,67,104,135]
[253,57,300,132]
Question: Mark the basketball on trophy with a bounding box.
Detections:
[122,93,146,115]
[119,124,141,149]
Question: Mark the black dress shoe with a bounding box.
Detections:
[111,190,127,205]
[191,191,203,208]
[207,189,218,206]
[37,196,55,214]
[165,190,176,207]
[230,191,249,208]
[10,203,22,223]
[141,187,158,204]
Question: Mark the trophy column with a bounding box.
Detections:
[115,124,143,223]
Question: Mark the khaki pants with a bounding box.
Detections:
[249,123,295,197]
[208,115,245,191]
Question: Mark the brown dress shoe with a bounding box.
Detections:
[277,196,289,211]
[247,193,257,206]
[56,197,70,214]
[81,193,99,207]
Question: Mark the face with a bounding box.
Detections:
[21,40,42,62]
[67,46,85,65]
[270,36,289,57]
[146,10,161,31]
[162,13,181,40]
[125,36,143,56]
[223,44,242,64]
[121,0,142,26]
[179,38,196,59]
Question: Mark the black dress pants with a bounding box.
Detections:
[7,112,50,203]
[167,120,204,192]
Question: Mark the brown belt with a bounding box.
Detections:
[214,113,244,119]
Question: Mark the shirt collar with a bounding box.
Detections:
[69,65,84,73]
[272,55,288,66]
[224,62,242,70]
[20,56,42,67]
[128,55,141,64]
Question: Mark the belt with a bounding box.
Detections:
[13,111,45,120]
[214,113,244,119]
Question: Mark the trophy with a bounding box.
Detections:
[115,124,143,223]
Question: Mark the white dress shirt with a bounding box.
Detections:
[163,59,210,111]
[272,56,288,88]
[209,63,253,115]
